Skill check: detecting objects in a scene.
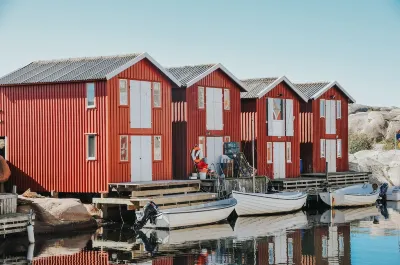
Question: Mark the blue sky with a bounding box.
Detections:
[0,0,399,106]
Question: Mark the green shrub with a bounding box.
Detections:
[380,135,396,151]
[349,133,373,154]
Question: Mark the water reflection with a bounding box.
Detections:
[1,203,399,265]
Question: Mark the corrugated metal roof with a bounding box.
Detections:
[240,77,279,98]
[0,54,142,85]
[166,64,216,86]
[295,82,330,99]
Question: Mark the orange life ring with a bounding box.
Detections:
[0,156,11,183]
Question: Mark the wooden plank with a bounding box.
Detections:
[92,197,136,206]
[159,200,217,210]
[0,227,27,235]
[135,193,218,207]
[131,186,199,197]
[109,180,201,189]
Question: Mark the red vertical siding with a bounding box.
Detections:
[108,59,173,183]
[252,82,302,178]
[0,81,108,193]
[312,86,349,173]
[32,251,109,265]
[183,69,242,176]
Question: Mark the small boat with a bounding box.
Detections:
[387,186,400,201]
[319,183,379,207]
[319,206,380,224]
[232,190,307,216]
[135,198,236,230]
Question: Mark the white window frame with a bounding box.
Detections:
[224,88,230,110]
[153,82,162,108]
[267,142,273,163]
[119,79,128,106]
[86,83,96,108]
[286,142,292,163]
[337,100,342,119]
[120,135,128,162]
[87,134,96,160]
[198,86,205,109]
[154,136,162,161]
[320,99,325,118]
[320,139,326,158]
[337,139,342,158]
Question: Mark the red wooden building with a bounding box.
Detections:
[296,81,355,173]
[166,64,248,179]
[0,52,181,193]
[241,76,308,179]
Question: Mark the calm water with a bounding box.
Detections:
[2,201,400,265]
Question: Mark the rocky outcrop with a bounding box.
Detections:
[17,197,98,234]
[349,150,400,186]
[348,104,400,143]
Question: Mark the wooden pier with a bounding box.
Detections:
[93,180,218,218]
[270,171,371,192]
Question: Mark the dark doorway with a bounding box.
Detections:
[0,137,5,158]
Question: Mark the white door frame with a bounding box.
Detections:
[131,136,153,182]
[273,142,286,179]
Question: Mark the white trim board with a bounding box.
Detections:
[185,63,248,92]
[311,81,356,103]
[105,52,182,87]
[256,76,308,102]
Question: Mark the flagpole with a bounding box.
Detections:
[252,114,255,193]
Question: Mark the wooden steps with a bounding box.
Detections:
[0,213,34,235]
[94,180,217,211]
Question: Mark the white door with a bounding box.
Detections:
[206,87,214,130]
[206,137,224,174]
[206,88,223,130]
[131,136,152,182]
[325,100,336,134]
[326,139,336,172]
[273,142,286,179]
[274,233,288,265]
[130,80,152,129]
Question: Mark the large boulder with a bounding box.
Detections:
[349,150,400,186]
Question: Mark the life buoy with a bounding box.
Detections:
[0,156,11,183]
[191,146,204,163]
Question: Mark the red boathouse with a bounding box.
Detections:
[296,81,356,173]
[166,64,248,179]
[241,76,308,179]
[0,52,181,193]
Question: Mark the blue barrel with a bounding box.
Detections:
[300,159,304,173]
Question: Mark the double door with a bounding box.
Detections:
[206,137,224,174]
[131,136,152,182]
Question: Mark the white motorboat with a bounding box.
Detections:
[319,183,379,207]
[232,190,307,216]
[233,211,308,241]
[386,186,400,201]
[135,198,236,230]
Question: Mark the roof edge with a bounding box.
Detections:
[311,81,356,103]
[256,76,309,102]
[185,63,248,92]
[105,52,182,87]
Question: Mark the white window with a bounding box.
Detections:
[337,100,342,119]
[320,139,326,158]
[86,83,95,108]
[153,82,161,108]
[320,99,325,118]
[267,142,273,163]
[154,136,162,161]
[199,136,205,155]
[87,134,96,160]
[286,142,292,163]
[272,98,284,120]
[198,86,205,109]
[337,139,342,158]
[119,79,128,105]
[120,135,128,162]
[224,136,231,142]
[224,89,230,110]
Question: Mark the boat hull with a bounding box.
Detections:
[137,198,236,230]
[232,191,307,216]
[319,191,379,207]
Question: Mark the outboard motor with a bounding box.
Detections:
[133,201,160,230]
[379,183,389,201]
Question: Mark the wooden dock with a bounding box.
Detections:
[93,180,218,216]
[270,171,371,192]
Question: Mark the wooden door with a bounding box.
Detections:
[131,136,152,182]
[130,80,152,129]
[273,142,286,179]
[206,137,224,174]
[326,139,336,172]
